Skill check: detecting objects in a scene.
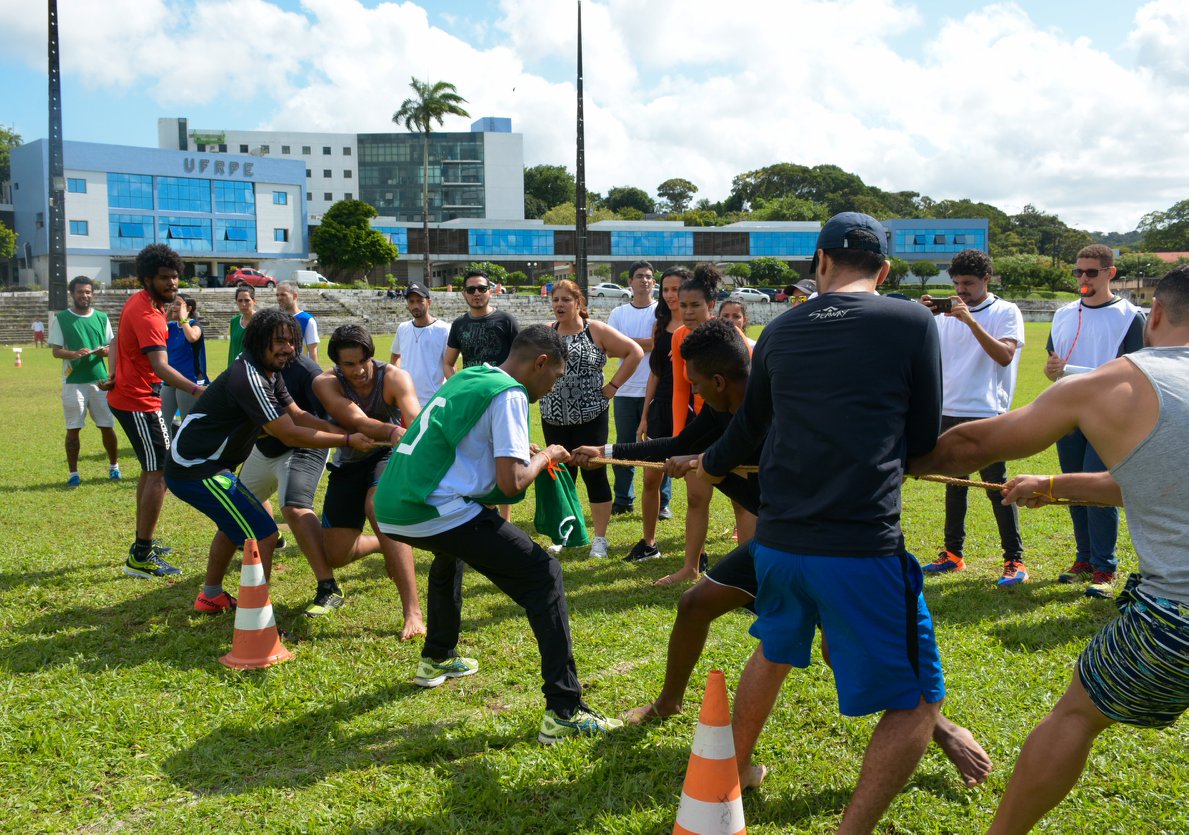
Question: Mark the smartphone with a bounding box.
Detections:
[932,298,953,313]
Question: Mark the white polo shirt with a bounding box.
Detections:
[606,300,657,398]
[935,294,1025,417]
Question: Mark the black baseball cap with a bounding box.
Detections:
[815,212,889,256]
[405,282,430,298]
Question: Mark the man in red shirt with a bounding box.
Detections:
[103,244,207,578]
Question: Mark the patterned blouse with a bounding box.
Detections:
[539,321,609,426]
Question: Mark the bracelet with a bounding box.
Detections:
[1046,475,1056,502]
[343,433,351,447]
[388,425,398,443]
[190,385,200,396]
[604,443,613,459]
[607,380,619,389]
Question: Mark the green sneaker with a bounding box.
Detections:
[302,587,345,618]
[538,704,624,744]
[414,655,479,688]
[123,547,181,579]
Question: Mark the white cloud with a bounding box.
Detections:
[3,0,1187,231]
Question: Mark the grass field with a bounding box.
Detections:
[0,323,1185,833]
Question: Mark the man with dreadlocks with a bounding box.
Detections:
[164,308,376,614]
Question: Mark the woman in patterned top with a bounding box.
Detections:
[540,280,643,558]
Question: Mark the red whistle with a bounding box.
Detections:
[1079,284,1092,296]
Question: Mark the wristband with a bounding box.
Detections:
[190,385,200,396]
[604,443,613,459]
[388,425,398,443]
[1046,475,1056,502]
[343,433,351,447]
[607,380,619,389]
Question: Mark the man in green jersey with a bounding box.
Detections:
[49,276,120,487]
[374,325,623,744]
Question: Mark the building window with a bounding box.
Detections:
[323,192,333,201]
[274,228,289,242]
[157,176,212,212]
[302,145,311,155]
[107,173,154,210]
[344,192,353,200]
[196,143,206,152]
[913,234,926,245]
[281,145,291,154]
[67,177,87,193]
[953,234,967,244]
[306,192,313,201]
[213,180,255,214]
[69,220,88,236]
[323,169,332,178]
[323,146,332,155]
[934,234,947,245]
[344,170,352,178]
[218,144,227,152]
[306,169,311,178]
[214,219,255,252]
[272,191,288,205]
[343,147,352,156]
[239,144,249,153]
[260,144,270,154]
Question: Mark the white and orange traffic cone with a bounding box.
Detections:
[673,669,746,835]
[220,538,293,670]
[13,348,22,368]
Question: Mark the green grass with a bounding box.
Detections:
[1,326,1185,833]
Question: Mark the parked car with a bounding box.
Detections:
[294,269,330,286]
[590,282,631,299]
[224,268,276,288]
[755,287,778,301]
[729,287,771,303]
[774,289,789,302]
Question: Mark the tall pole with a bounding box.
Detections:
[47,0,67,310]
[574,0,588,292]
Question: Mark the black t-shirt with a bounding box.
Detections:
[448,310,520,367]
[165,352,294,481]
[703,292,942,556]
[255,353,326,458]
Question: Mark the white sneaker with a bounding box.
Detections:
[547,543,564,555]
[589,536,609,558]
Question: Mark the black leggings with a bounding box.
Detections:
[542,409,613,504]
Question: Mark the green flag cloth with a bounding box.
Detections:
[534,462,590,547]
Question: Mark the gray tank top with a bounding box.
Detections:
[1110,346,1189,602]
[332,359,402,464]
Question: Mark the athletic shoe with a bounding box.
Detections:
[623,539,661,563]
[658,506,673,521]
[194,590,237,613]
[1058,561,1094,583]
[123,548,182,579]
[923,550,965,574]
[151,540,172,556]
[610,503,633,516]
[66,473,81,488]
[275,534,287,551]
[108,466,121,481]
[589,536,609,558]
[547,543,564,556]
[303,587,345,618]
[538,704,624,744]
[1085,571,1115,599]
[731,526,738,542]
[698,552,709,573]
[414,655,479,688]
[997,560,1029,587]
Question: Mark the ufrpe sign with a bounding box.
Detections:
[182,158,255,178]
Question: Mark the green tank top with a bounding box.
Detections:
[55,309,110,384]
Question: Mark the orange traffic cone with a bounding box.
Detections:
[673,670,746,835]
[13,348,22,368]
[220,538,294,670]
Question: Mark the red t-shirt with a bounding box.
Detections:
[108,289,169,412]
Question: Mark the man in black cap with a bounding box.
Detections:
[390,282,451,408]
[699,212,946,832]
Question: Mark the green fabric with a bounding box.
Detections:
[534,463,590,547]
[228,315,247,366]
[373,365,527,528]
[55,309,110,383]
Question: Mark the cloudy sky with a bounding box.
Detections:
[2,0,1188,232]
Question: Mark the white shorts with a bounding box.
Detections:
[62,382,114,430]
[238,445,328,510]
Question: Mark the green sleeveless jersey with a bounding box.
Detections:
[374,365,528,527]
[53,308,111,384]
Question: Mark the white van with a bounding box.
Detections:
[294,270,330,286]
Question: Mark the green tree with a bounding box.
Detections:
[1115,251,1166,279]
[467,261,509,284]
[656,177,698,213]
[749,257,790,285]
[524,164,575,218]
[1139,199,1189,251]
[392,78,470,283]
[605,186,654,215]
[672,209,725,227]
[310,200,399,282]
[592,263,612,279]
[911,259,940,290]
[541,202,618,225]
[886,257,910,291]
[0,124,21,184]
[725,263,751,281]
[750,195,829,222]
[0,220,16,262]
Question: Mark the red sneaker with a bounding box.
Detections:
[1085,572,1116,599]
[1058,561,1094,583]
[194,590,237,613]
[923,550,965,574]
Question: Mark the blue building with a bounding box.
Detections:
[10,140,307,286]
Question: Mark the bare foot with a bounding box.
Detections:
[739,763,767,791]
[401,612,427,642]
[621,700,681,725]
[934,718,992,787]
[655,567,699,587]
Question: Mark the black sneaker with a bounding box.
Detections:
[302,587,345,618]
[276,534,287,551]
[610,503,633,516]
[623,539,661,563]
[698,552,709,573]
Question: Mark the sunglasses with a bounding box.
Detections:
[464,284,491,294]
[1071,267,1109,278]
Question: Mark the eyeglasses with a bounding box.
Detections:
[1071,267,1109,278]
[464,284,491,294]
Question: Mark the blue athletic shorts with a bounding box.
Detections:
[164,470,278,546]
[749,542,946,717]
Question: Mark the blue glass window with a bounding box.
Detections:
[215,219,256,253]
[69,220,89,236]
[274,228,289,242]
[110,213,154,250]
[609,231,694,257]
[468,229,554,256]
[157,216,212,252]
[157,176,211,212]
[67,178,87,193]
[107,173,154,209]
[272,191,288,205]
[749,232,818,257]
[213,180,255,215]
[374,226,408,253]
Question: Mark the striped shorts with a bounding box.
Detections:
[164,470,277,546]
[1077,574,1189,729]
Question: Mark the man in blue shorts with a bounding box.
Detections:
[164,309,375,613]
[911,265,1189,833]
[699,213,946,833]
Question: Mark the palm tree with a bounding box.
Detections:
[393,78,470,285]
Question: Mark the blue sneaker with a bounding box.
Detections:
[108,465,121,481]
[124,548,182,579]
[923,550,965,574]
[538,704,624,744]
[414,655,479,688]
[997,560,1029,587]
[67,473,81,488]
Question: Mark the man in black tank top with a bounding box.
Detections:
[312,325,426,641]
